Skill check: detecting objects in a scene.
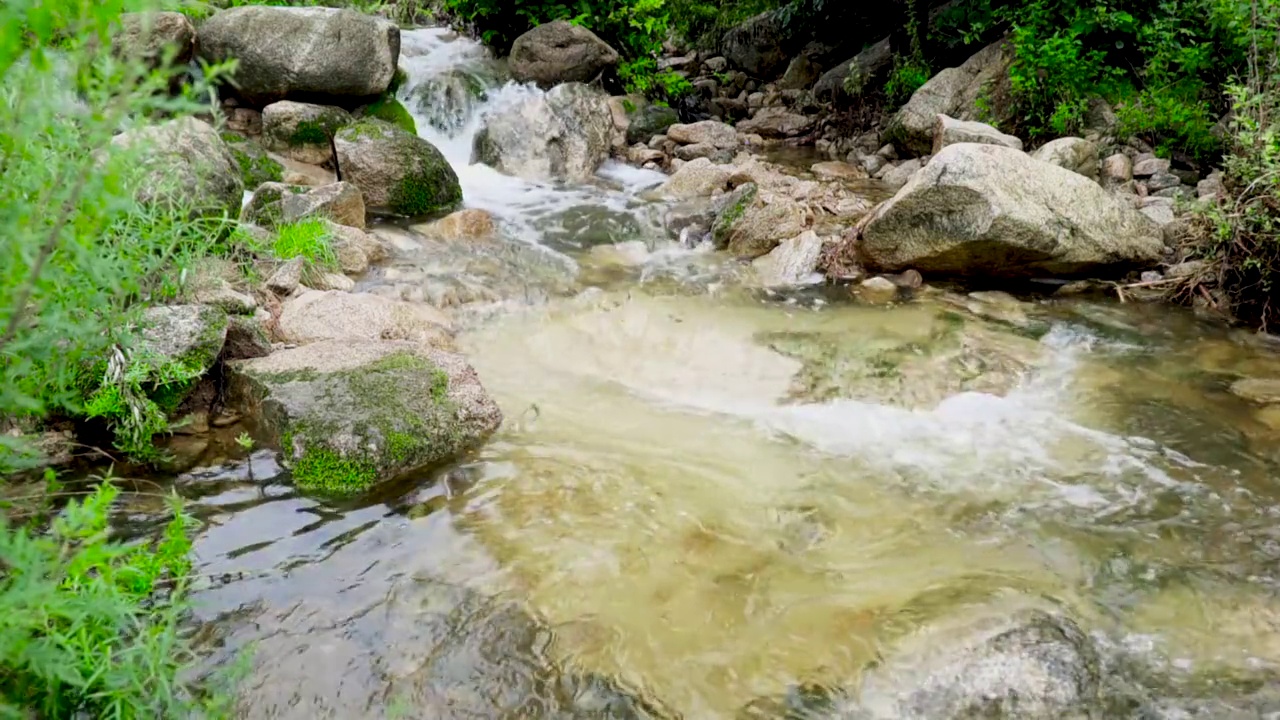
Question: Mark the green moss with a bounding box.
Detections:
[290,444,380,495]
[388,167,463,217]
[712,183,757,248]
[289,120,332,146]
[341,119,394,142]
[389,67,408,94]
[365,95,417,135]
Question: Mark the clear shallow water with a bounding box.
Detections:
[167,28,1280,718]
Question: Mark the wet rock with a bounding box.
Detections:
[111,117,243,219]
[113,11,196,67]
[473,82,613,182]
[627,144,666,166]
[857,144,1164,279]
[752,230,824,287]
[276,289,452,346]
[223,315,273,361]
[885,40,1014,156]
[140,304,228,376]
[858,275,899,304]
[932,115,1023,154]
[811,161,868,182]
[666,120,738,149]
[231,340,502,494]
[197,6,400,105]
[625,103,680,145]
[414,208,497,242]
[508,20,619,88]
[879,158,922,188]
[736,107,814,139]
[1230,378,1280,404]
[675,142,720,161]
[279,181,365,228]
[261,101,351,166]
[852,609,1100,719]
[716,191,810,259]
[266,256,305,295]
[814,38,892,100]
[334,119,462,216]
[1031,137,1100,181]
[654,157,731,199]
[222,132,284,190]
[1102,153,1133,186]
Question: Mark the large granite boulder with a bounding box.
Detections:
[1031,137,1101,182]
[885,40,1014,156]
[473,82,613,182]
[508,20,619,88]
[111,117,243,219]
[333,120,461,217]
[232,340,501,495]
[932,114,1023,154]
[857,143,1164,278]
[197,6,400,105]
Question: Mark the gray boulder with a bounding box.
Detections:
[625,103,680,145]
[885,40,1013,156]
[779,54,820,90]
[221,132,284,190]
[711,183,811,259]
[261,100,352,166]
[275,290,452,347]
[111,117,243,219]
[667,120,738,148]
[280,181,366,229]
[473,82,613,182]
[932,115,1023,154]
[1032,137,1100,181]
[231,340,502,495]
[139,304,229,374]
[752,230,824,287]
[113,12,196,67]
[197,6,400,105]
[241,181,304,228]
[858,143,1164,278]
[814,38,892,99]
[737,107,815,139]
[508,20,619,88]
[653,157,732,199]
[720,10,791,78]
[334,120,462,216]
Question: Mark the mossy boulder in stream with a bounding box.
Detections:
[334,119,462,217]
[359,94,416,135]
[231,339,501,496]
[262,100,353,166]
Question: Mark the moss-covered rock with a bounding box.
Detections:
[333,119,462,217]
[360,94,417,135]
[231,339,502,496]
[222,131,285,190]
[261,100,353,166]
[110,117,244,220]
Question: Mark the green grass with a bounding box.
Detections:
[272,217,339,280]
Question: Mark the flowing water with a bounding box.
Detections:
[172,28,1280,718]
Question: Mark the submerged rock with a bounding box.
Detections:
[232,340,501,495]
[261,101,352,166]
[509,20,620,88]
[111,117,243,219]
[473,82,613,182]
[334,120,462,216]
[857,143,1163,279]
[197,6,400,105]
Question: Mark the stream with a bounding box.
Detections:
[165,28,1280,718]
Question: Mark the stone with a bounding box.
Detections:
[666,120,738,149]
[197,6,399,105]
[880,158,923,188]
[674,143,718,161]
[719,10,790,78]
[113,12,196,67]
[860,153,887,175]
[225,107,263,136]
[139,305,228,377]
[885,40,1013,156]
[1198,171,1225,200]
[778,55,820,90]
[312,273,355,292]
[1133,156,1171,177]
[328,222,386,274]
[627,144,666,166]
[413,208,497,241]
[192,282,256,315]
[276,290,452,346]
[857,143,1164,279]
[261,101,352,166]
[813,37,893,100]
[1101,153,1133,186]
[1145,171,1182,192]
[714,188,810,259]
[473,83,613,182]
[752,230,823,287]
[736,107,814,139]
[335,120,462,216]
[1030,137,1100,181]
[1137,197,1176,227]
[1231,378,1280,404]
[508,20,619,88]
[811,161,867,182]
[704,56,728,73]
[625,103,680,145]
[854,608,1100,719]
[654,157,731,199]
[858,276,899,304]
[267,257,305,295]
[241,182,303,228]
[1166,259,1206,278]
[223,315,273,361]
[231,340,502,495]
[279,181,365,228]
[110,117,243,220]
[932,115,1023,154]
[1085,97,1118,133]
